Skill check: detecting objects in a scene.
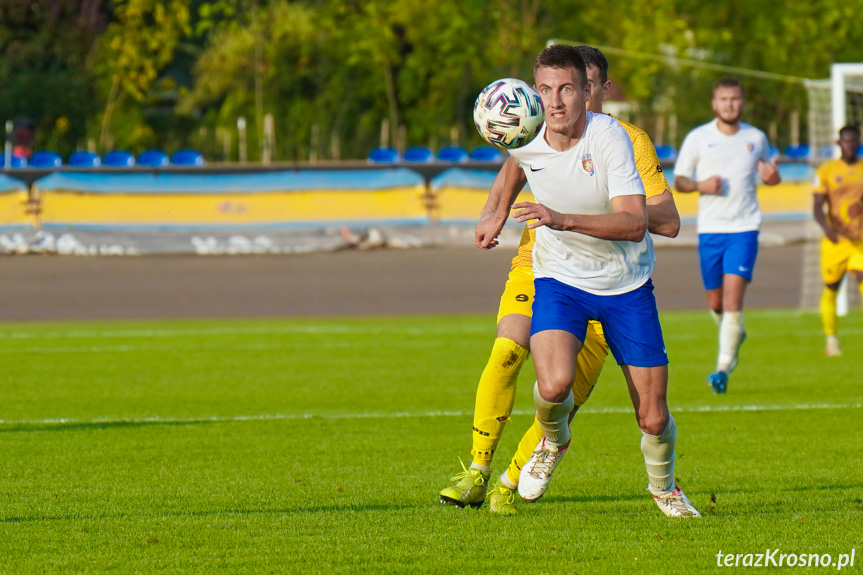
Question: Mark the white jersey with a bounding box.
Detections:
[674,120,771,234]
[508,112,653,295]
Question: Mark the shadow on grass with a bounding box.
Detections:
[0,502,427,524]
[521,481,863,511]
[0,419,216,434]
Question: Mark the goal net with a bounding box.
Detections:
[801,64,863,313]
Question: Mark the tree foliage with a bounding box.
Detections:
[3,0,863,160]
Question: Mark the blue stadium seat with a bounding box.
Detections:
[171,149,205,166]
[469,146,503,162]
[68,151,101,168]
[402,146,434,163]
[436,145,469,163]
[784,144,810,160]
[654,144,677,162]
[0,153,27,168]
[137,149,169,167]
[768,144,780,159]
[368,147,399,164]
[28,151,62,168]
[102,150,136,168]
[856,144,863,156]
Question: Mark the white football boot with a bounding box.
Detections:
[652,485,701,517]
[517,437,570,502]
[826,335,842,357]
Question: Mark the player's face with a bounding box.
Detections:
[585,65,610,114]
[712,86,744,125]
[838,131,860,161]
[535,66,591,137]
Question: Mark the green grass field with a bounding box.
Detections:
[1,310,861,574]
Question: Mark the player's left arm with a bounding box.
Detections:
[757,134,781,185]
[512,194,647,242]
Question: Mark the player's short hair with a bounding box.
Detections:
[713,77,743,95]
[839,125,861,139]
[573,46,609,84]
[534,44,588,88]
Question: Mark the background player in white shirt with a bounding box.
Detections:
[673,77,781,393]
[478,44,699,517]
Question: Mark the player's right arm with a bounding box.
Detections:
[813,164,839,243]
[674,175,721,195]
[476,156,527,249]
[673,131,721,195]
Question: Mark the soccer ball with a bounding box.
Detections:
[473,78,545,149]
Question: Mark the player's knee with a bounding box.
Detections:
[537,376,573,403]
[637,411,669,436]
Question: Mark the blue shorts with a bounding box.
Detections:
[698,231,759,290]
[531,277,668,367]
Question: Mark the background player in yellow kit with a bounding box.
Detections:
[813,125,863,356]
[440,46,681,515]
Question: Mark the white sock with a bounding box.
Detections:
[470,462,490,472]
[641,415,676,496]
[717,311,743,372]
[499,472,517,490]
[533,382,573,446]
[710,309,722,325]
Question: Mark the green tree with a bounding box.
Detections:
[90,0,192,151]
[0,0,108,157]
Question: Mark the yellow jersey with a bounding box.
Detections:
[510,116,669,270]
[814,158,863,241]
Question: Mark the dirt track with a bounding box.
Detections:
[0,244,804,322]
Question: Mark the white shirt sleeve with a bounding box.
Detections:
[674,132,699,179]
[600,123,645,199]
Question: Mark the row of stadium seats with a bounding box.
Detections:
[652,144,845,162]
[6,143,853,170]
[370,143,837,165]
[369,145,504,164]
[0,149,205,169]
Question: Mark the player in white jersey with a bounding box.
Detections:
[673,77,781,393]
[476,44,699,517]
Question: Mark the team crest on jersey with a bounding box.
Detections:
[747,143,755,153]
[579,154,595,176]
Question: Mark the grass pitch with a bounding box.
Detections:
[1,311,861,573]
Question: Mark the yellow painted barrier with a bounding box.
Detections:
[38,189,428,227]
[0,190,31,228]
[34,171,429,229]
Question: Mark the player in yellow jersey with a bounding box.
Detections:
[440,46,683,515]
[813,125,863,356]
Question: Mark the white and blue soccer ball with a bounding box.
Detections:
[473,78,545,149]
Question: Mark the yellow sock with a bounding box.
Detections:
[506,417,544,485]
[471,338,529,467]
[821,286,838,336]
